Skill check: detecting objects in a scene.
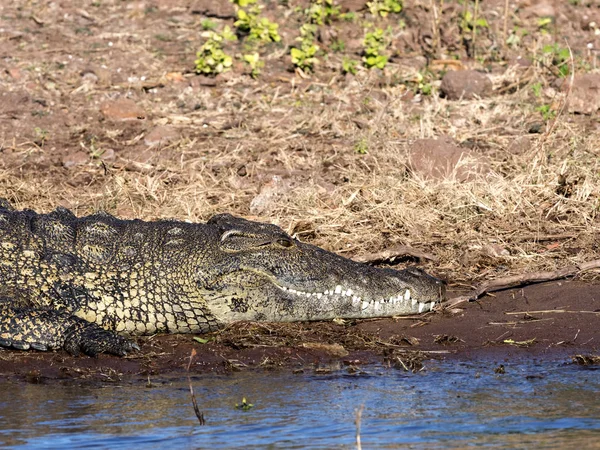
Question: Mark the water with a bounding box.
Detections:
[0,358,598,449]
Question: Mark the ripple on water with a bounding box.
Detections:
[0,358,598,449]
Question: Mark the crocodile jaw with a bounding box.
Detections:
[202,265,446,324]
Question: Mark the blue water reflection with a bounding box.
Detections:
[0,358,598,448]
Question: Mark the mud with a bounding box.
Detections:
[0,280,597,383]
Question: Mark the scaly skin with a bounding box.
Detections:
[0,201,446,356]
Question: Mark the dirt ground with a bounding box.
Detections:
[1,0,600,380]
[0,280,598,382]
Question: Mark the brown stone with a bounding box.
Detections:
[521,0,555,19]
[440,70,493,100]
[566,74,600,115]
[507,136,533,155]
[144,126,180,146]
[62,151,89,168]
[190,0,236,19]
[7,67,21,80]
[339,0,367,13]
[250,175,293,215]
[408,137,489,181]
[100,98,146,121]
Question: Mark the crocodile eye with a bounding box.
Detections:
[277,238,294,248]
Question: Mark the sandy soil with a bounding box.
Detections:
[1,0,599,380]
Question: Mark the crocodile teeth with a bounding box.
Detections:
[429,302,436,312]
[418,302,426,313]
[404,289,411,301]
[345,289,353,297]
[361,301,370,310]
[412,298,417,307]
[334,285,342,294]
[316,293,323,299]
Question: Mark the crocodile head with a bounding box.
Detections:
[197,214,446,324]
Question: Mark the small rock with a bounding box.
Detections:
[250,175,293,215]
[144,125,179,146]
[7,67,21,80]
[566,74,600,115]
[190,0,236,19]
[62,151,89,168]
[508,55,532,68]
[507,136,533,155]
[521,0,555,19]
[99,148,116,161]
[484,244,510,257]
[440,70,493,100]
[408,136,488,181]
[339,0,367,13]
[100,98,146,121]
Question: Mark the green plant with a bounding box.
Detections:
[541,44,570,77]
[33,127,49,145]
[235,397,254,410]
[354,138,368,154]
[342,57,358,75]
[291,24,319,72]
[340,11,356,22]
[195,27,236,75]
[415,71,432,95]
[235,6,281,43]
[531,82,542,98]
[331,38,345,52]
[306,0,340,25]
[230,0,257,6]
[367,0,402,18]
[460,10,488,34]
[243,52,264,78]
[363,28,388,69]
[537,17,553,33]
[200,18,218,31]
[536,104,556,121]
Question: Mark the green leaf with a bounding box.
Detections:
[193,336,211,344]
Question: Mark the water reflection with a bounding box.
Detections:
[0,359,598,448]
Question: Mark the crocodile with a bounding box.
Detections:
[0,201,446,356]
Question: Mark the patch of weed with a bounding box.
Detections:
[195,27,237,75]
[291,24,320,72]
[367,0,402,18]
[363,28,389,69]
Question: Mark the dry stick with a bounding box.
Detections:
[472,0,480,59]
[538,40,575,157]
[430,0,441,58]
[355,404,364,450]
[502,0,510,53]
[355,245,438,263]
[444,258,600,309]
[187,349,206,425]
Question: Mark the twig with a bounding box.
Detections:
[430,0,442,58]
[502,0,509,54]
[537,39,575,158]
[355,404,364,450]
[443,258,600,309]
[472,0,480,59]
[187,349,206,425]
[355,245,438,263]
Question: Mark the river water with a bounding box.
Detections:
[0,357,598,449]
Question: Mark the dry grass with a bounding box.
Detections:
[1,1,599,287]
